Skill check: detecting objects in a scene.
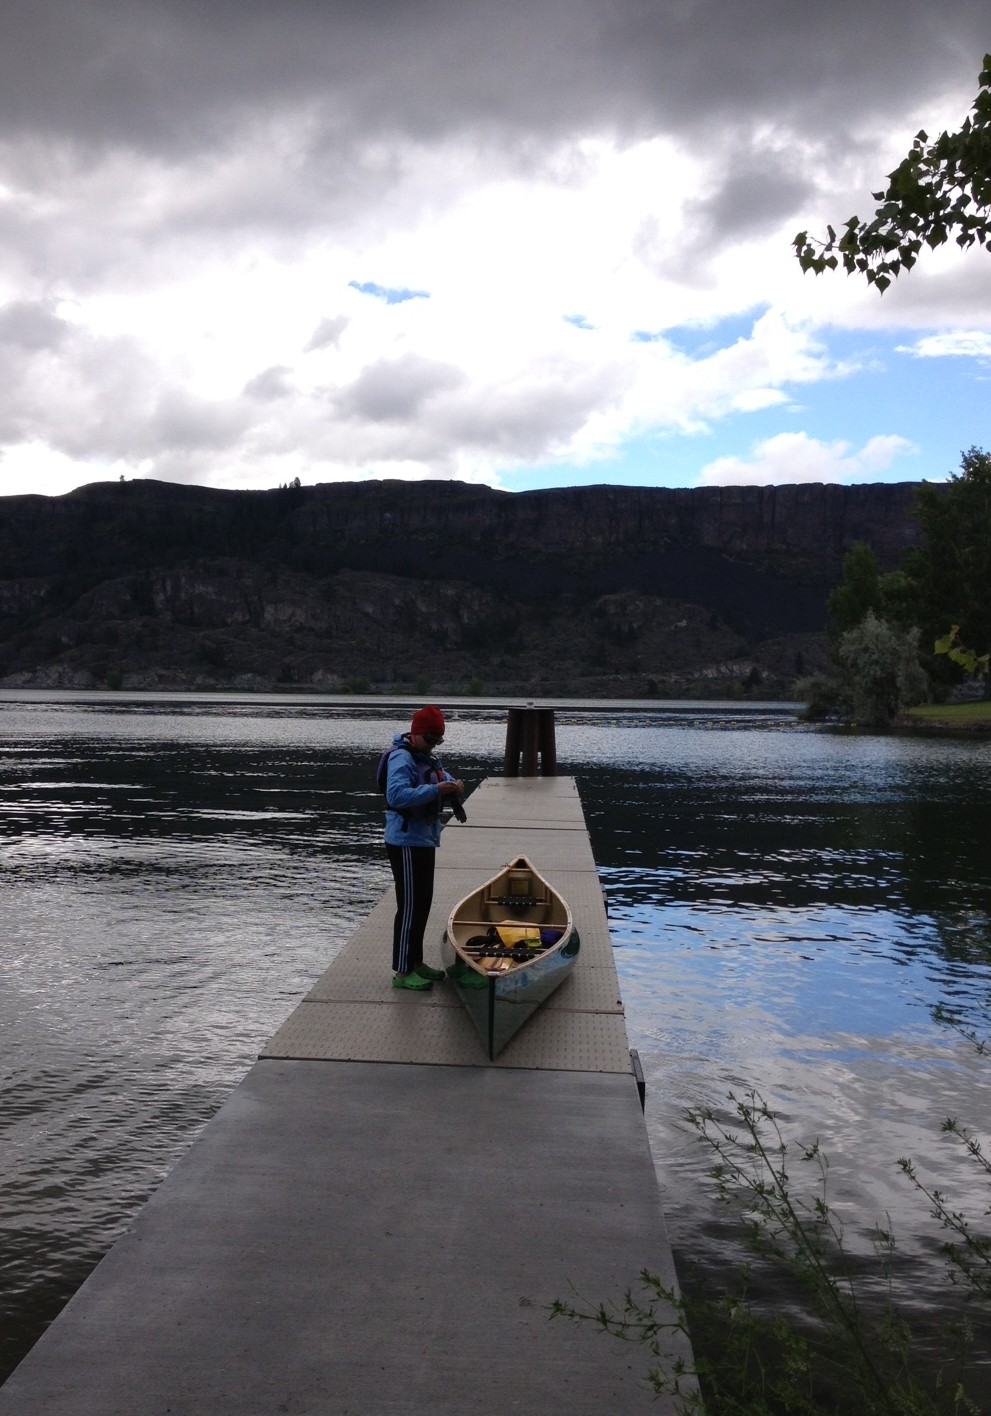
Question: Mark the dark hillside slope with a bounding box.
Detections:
[0,477,923,696]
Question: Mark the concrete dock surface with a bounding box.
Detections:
[0,776,692,1414]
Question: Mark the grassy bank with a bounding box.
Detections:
[900,700,991,731]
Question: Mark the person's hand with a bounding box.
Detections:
[439,779,464,796]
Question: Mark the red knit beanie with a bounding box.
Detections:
[411,705,445,738]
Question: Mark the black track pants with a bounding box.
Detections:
[386,843,436,974]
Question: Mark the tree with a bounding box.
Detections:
[793,672,843,722]
[827,541,882,639]
[793,55,991,291]
[828,543,917,639]
[822,544,926,718]
[905,448,991,697]
[837,611,927,728]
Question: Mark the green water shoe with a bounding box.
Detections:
[415,963,446,981]
[393,972,433,991]
[456,969,489,990]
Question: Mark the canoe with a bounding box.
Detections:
[442,854,580,1059]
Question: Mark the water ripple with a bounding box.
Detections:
[1,695,990,1381]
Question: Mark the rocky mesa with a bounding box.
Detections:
[0,476,924,697]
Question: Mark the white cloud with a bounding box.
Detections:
[899,330,991,360]
[697,432,918,487]
[0,441,132,498]
[0,133,866,494]
[0,3,988,497]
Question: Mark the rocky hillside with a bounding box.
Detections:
[0,477,924,697]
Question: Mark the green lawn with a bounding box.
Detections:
[905,700,991,725]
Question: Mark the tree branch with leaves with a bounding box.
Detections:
[794,55,991,291]
[934,625,990,679]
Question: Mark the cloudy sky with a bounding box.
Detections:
[2,1,990,499]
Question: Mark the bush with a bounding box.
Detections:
[793,674,844,722]
[553,1089,984,1415]
[838,612,927,728]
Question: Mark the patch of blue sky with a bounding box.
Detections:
[348,280,429,304]
[564,313,595,330]
[658,306,772,357]
[782,326,990,482]
[502,324,989,493]
[503,434,711,492]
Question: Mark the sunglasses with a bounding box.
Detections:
[422,733,444,747]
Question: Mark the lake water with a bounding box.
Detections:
[2,692,991,1383]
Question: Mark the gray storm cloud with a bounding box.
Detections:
[0,300,71,351]
[0,1,988,493]
[1,2,985,147]
[337,355,466,423]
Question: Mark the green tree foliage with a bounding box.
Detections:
[873,567,919,632]
[838,610,927,728]
[935,625,990,679]
[905,448,991,697]
[817,545,925,722]
[827,541,882,640]
[824,451,991,709]
[793,673,843,722]
[828,543,916,641]
[794,55,991,291]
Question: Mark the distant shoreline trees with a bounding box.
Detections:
[907,449,991,697]
[798,448,991,724]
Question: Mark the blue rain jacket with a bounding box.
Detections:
[383,733,455,847]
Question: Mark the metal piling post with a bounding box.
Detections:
[504,706,557,777]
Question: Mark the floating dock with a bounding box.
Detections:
[0,776,691,1414]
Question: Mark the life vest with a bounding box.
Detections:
[376,740,442,830]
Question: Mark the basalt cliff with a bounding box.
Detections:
[0,477,924,698]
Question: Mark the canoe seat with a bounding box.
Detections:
[482,868,551,921]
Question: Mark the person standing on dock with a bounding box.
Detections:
[382,705,464,991]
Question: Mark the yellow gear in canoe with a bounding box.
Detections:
[496,920,542,948]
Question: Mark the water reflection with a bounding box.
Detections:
[573,736,991,1321]
[1,695,990,1383]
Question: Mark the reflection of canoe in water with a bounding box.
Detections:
[442,854,580,1059]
